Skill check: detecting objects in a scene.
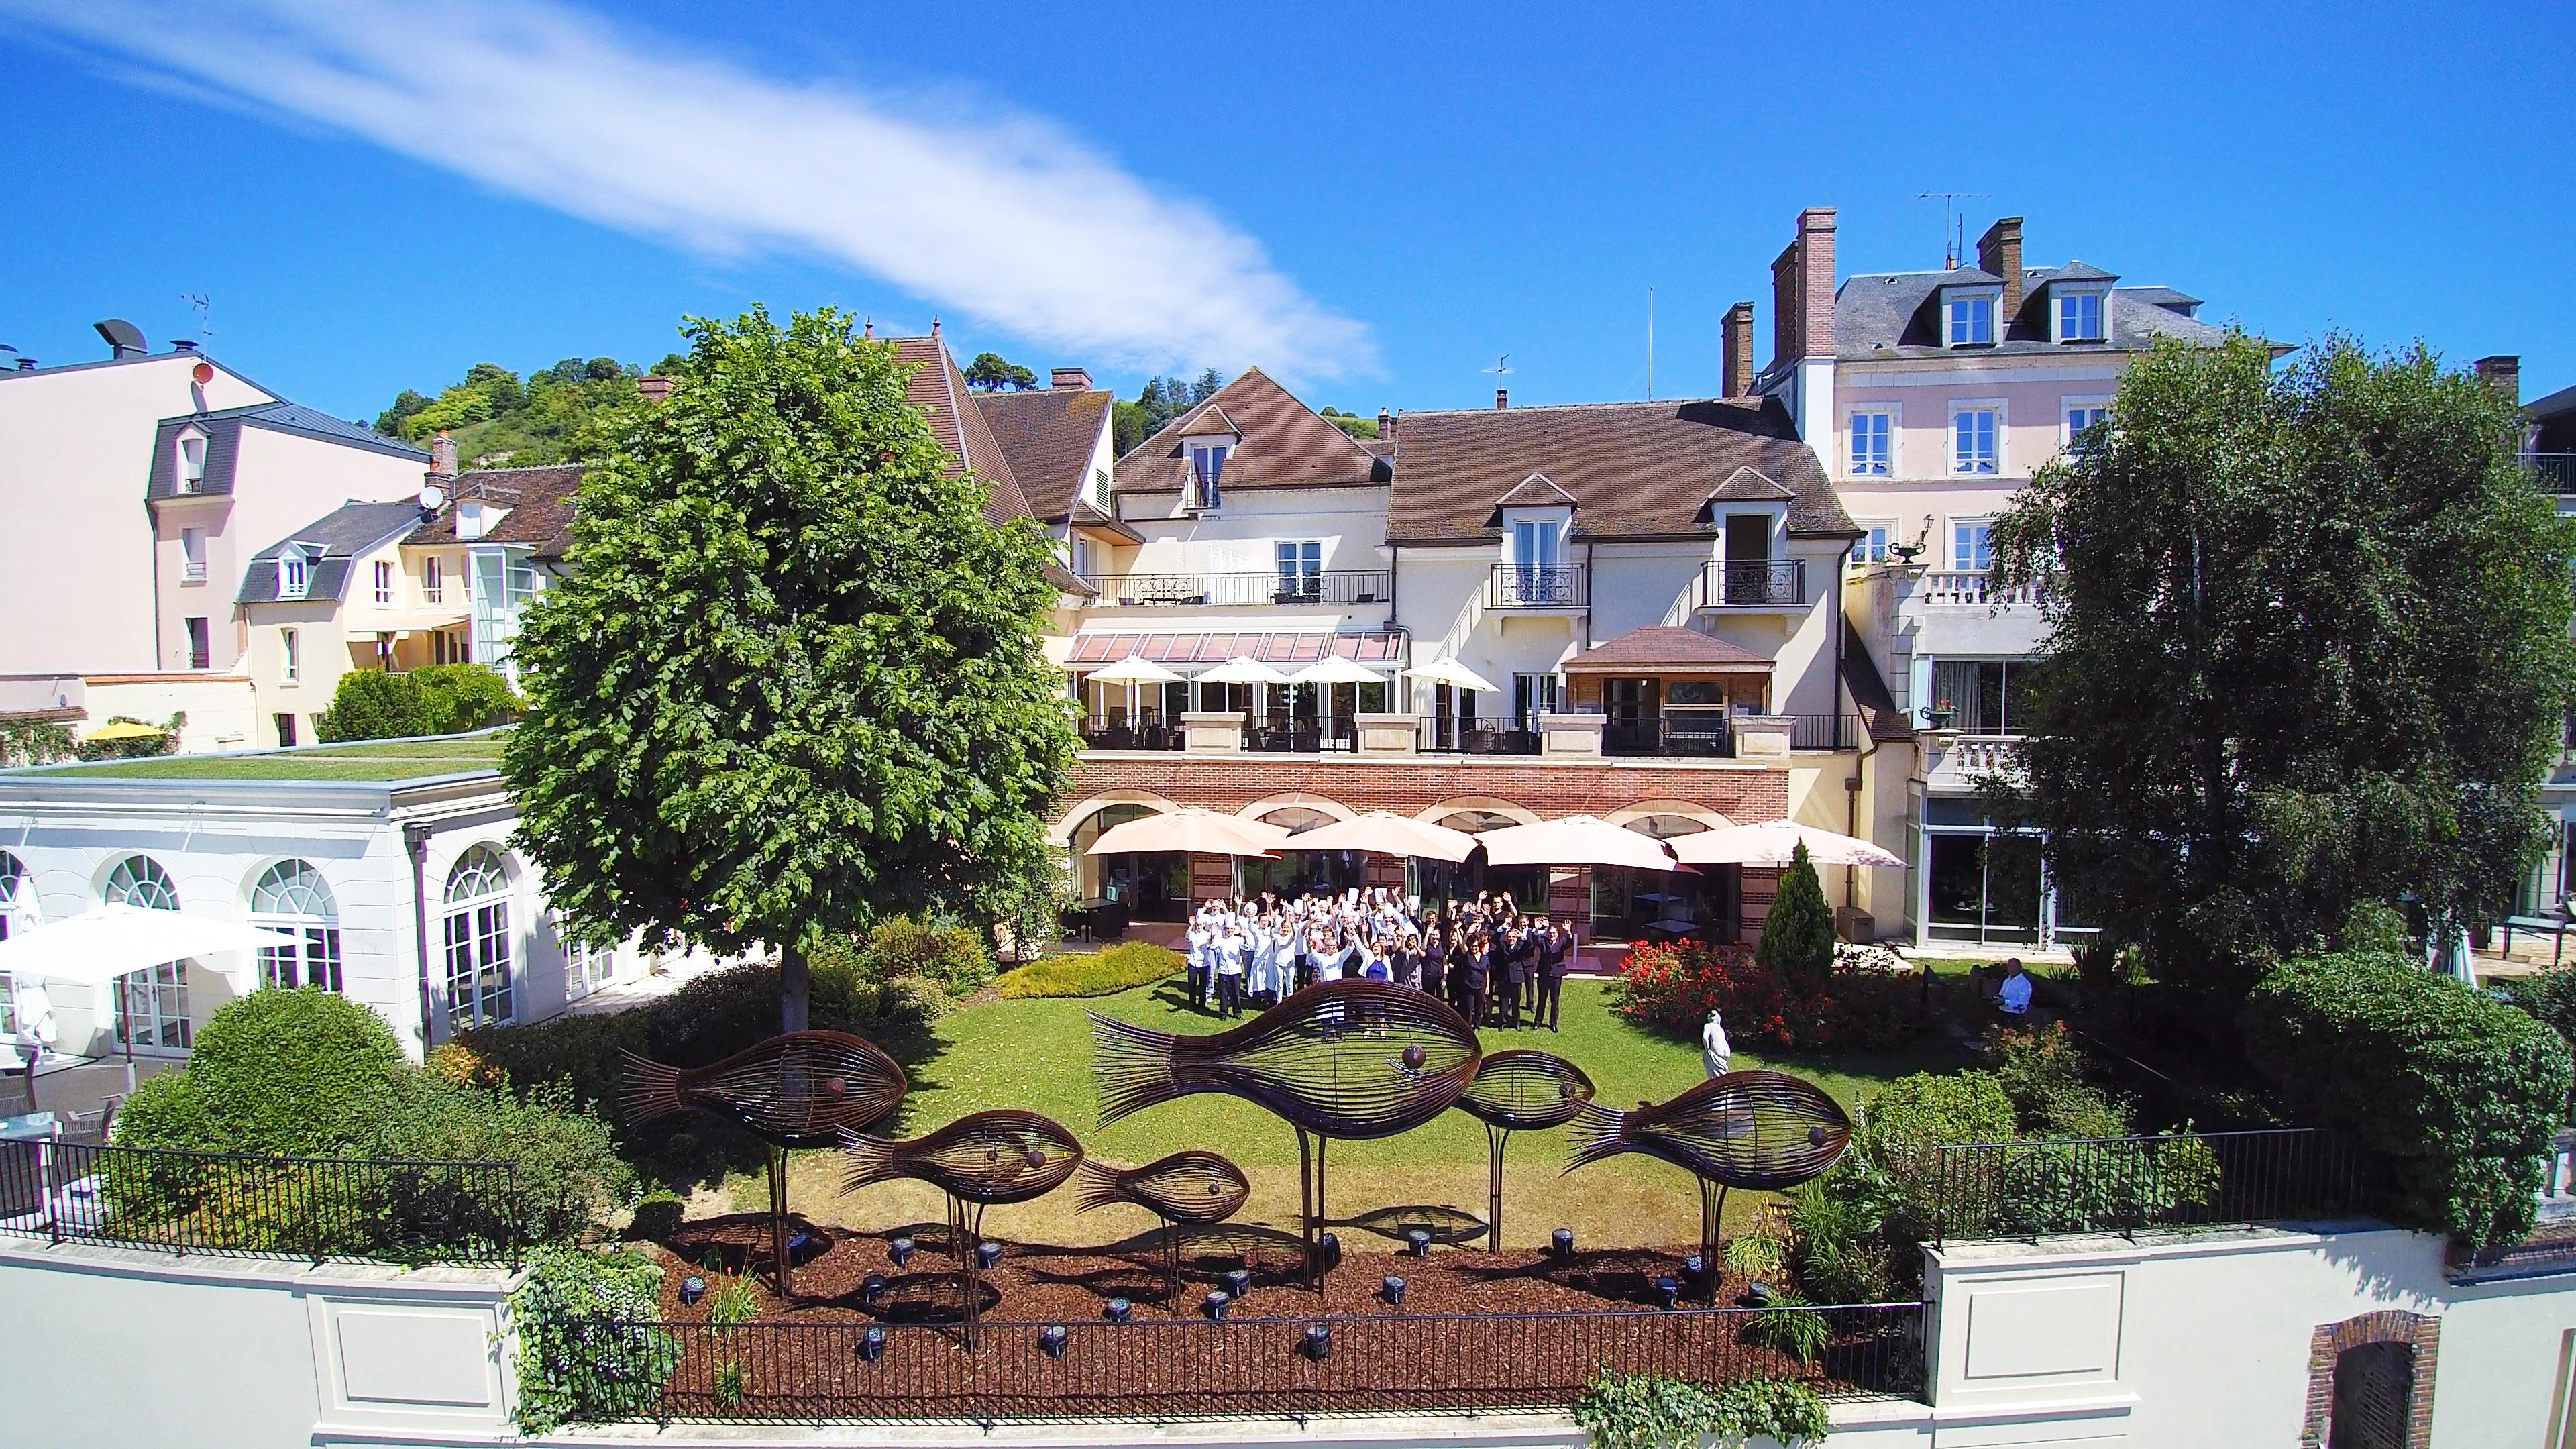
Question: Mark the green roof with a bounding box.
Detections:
[36,732,507,783]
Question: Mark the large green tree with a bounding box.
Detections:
[1989,335,2576,992]
[503,306,1078,1028]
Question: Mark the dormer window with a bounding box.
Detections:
[176,428,207,494]
[1947,292,1997,347]
[1187,442,1228,510]
[456,500,486,541]
[2055,289,2106,343]
[278,547,311,600]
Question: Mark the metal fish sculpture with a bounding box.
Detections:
[841,1109,1086,1206]
[1454,1049,1597,1132]
[1074,1150,1252,1226]
[619,1030,907,1148]
[1090,979,1482,1140]
[1564,1069,1851,1192]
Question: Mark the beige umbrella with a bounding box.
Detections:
[1669,818,1904,869]
[1085,655,1183,724]
[1198,656,1292,685]
[1083,808,1289,859]
[1289,655,1385,738]
[1283,811,1480,863]
[1402,656,1499,693]
[1478,814,1681,871]
[0,904,301,1091]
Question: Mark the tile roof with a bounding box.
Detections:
[1492,472,1576,509]
[1705,467,1795,504]
[973,384,1112,521]
[405,464,587,558]
[1562,625,1774,673]
[239,500,426,604]
[1115,368,1382,494]
[1832,264,2234,361]
[890,333,1035,525]
[1386,397,1856,544]
[146,402,427,499]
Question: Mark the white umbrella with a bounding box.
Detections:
[1283,811,1480,863]
[1085,655,1183,724]
[0,905,300,1089]
[1478,814,1682,872]
[1403,656,1499,693]
[1289,655,1385,738]
[1199,656,1291,685]
[1669,818,1904,869]
[1084,808,1289,859]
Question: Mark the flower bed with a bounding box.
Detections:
[1611,941,1922,1053]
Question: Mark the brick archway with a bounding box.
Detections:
[2302,1310,2439,1448]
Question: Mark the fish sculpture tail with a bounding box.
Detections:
[1070,1159,1124,1214]
[617,1051,687,1128]
[1088,1012,1186,1128]
[1562,1097,1631,1174]
[839,1130,901,1194]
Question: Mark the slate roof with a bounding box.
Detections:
[1116,368,1383,494]
[1562,625,1773,672]
[146,402,427,499]
[405,465,587,559]
[1493,472,1576,508]
[1832,264,2235,361]
[1386,396,1856,545]
[973,384,1113,522]
[890,333,1035,525]
[238,500,427,604]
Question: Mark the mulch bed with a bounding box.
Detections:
[621,1216,1915,1420]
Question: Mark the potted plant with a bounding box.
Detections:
[1922,698,1955,731]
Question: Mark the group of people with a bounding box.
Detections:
[1181,887,1580,1031]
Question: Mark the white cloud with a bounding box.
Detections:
[7,0,1373,377]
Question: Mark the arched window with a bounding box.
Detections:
[103,855,178,910]
[249,859,342,993]
[1438,810,1521,835]
[1624,814,1713,839]
[101,855,190,1051]
[0,850,34,943]
[1260,807,1335,835]
[441,846,515,1029]
[1067,803,1159,854]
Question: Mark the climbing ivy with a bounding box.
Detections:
[1571,1368,1831,1448]
[509,1246,678,1432]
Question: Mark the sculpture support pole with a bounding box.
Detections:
[1700,1181,1728,1301]
[767,1144,792,1301]
[1487,1124,1508,1252]
[1296,1128,1317,1289]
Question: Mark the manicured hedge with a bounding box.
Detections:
[114,988,405,1157]
[2496,965,2576,1123]
[992,941,1183,998]
[2243,950,2573,1250]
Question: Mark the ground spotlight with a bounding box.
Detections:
[857,1326,888,1362]
[1381,1274,1407,1306]
[1104,1297,1132,1323]
[1404,1227,1432,1257]
[888,1236,914,1268]
[1552,1228,1574,1258]
[678,1275,705,1307]
[1038,1325,1068,1358]
[1654,1275,1680,1310]
[1301,1323,1332,1360]
[1204,1290,1232,1320]
[976,1240,1004,1270]
[859,1273,888,1307]
[1224,1267,1252,1301]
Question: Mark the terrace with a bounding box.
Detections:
[1077,570,1392,608]
[26,731,506,783]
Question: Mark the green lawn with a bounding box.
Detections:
[38,732,506,782]
[759,977,1973,1251]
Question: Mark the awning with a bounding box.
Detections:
[1561,625,1774,675]
[1067,630,1406,667]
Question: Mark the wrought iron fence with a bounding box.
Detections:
[2526,452,2576,496]
[1079,572,1393,608]
[1487,564,1587,609]
[0,1139,533,1264]
[1921,1127,2369,1246]
[1604,718,1736,757]
[1079,716,1187,751]
[1699,560,1806,608]
[557,1300,1923,1424]
[1786,714,1862,751]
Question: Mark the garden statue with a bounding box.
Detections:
[1074,1150,1252,1303]
[1453,1049,1596,1250]
[841,1109,1085,1345]
[1564,1069,1851,1285]
[1092,979,1482,1287]
[621,1030,908,1297]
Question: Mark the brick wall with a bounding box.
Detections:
[2302,1310,2440,1449]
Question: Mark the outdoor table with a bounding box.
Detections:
[2503,912,2571,965]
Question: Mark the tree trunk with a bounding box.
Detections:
[780,941,809,1034]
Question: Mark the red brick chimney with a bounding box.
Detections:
[429,429,458,479]
[635,374,672,406]
[2473,355,2521,405]
[1978,217,2025,323]
[1769,207,1838,372]
[1721,301,1755,398]
[1495,388,1509,409]
[1051,367,1093,390]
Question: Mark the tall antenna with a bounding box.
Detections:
[1915,192,1990,270]
[181,292,215,337]
[1646,288,1655,402]
[1483,354,1513,382]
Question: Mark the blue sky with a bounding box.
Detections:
[2,1,2569,425]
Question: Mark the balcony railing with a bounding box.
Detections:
[2527,452,2576,496]
[1421,719,1542,755]
[1487,564,1587,609]
[1078,571,1391,608]
[1603,714,1735,758]
[1786,713,1863,751]
[1079,716,1186,751]
[1697,559,1805,608]
[181,561,207,582]
[1242,719,1358,753]
[1917,570,2038,607]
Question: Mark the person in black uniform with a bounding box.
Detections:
[1496,922,1527,1028]
[1534,917,1571,1031]
[1459,927,1493,1029]
[1421,926,1448,1006]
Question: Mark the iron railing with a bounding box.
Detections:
[1487,564,1587,609]
[1078,572,1392,608]
[0,1139,535,1264]
[1079,716,1187,751]
[1786,714,1862,751]
[1604,716,1736,758]
[1921,1127,2369,1246]
[1242,720,1358,753]
[2526,452,2576,495]
[1421,719,1542,755]
[558,1301,1924,1423]
[1699,560,1806,608]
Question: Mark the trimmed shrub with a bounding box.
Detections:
[2496,966,2576,1123]
[861,915,991,996]
[1984,1022,2130,1138]
[365,1074,637,1239]
[2244,950,2573,1250]
[1756,842,1835,987]
[511,1246,677,1433]
[993,941,1183,998]
[316,669,432,742]
[410,663,522,733]
[1572,1369,1829,1449]
[113,988,405,1157]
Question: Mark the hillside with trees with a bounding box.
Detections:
[1112,370,1224,454]
[374,354,686,467]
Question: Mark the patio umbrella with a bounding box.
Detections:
[1083,808,1289,859]
[1289,655,1385,737]
[1085,655,1183,724]
[1478,814,1682,872]
[83,720,164,743]
[1669,818,1903,869]
[0,904,300,1090]
[1197,656,1291,685]
[1403,657,1499,693]
[1283,811,1480,863]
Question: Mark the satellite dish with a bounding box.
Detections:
[417,484,447,513]
[93,318,148,356]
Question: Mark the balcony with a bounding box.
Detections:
[1077,571,1391,608]
[1786,713,1863,751]
[1421,718,1542,755]
[1697,559,1805,609]
[1915,570,2039,608]
[1605,713,1736,758]
[1244,719,1359,753]
[1079,716,1187,751]
[2528,452,2576,497]
[1487,564,1587,610]
[181,562,207,583]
